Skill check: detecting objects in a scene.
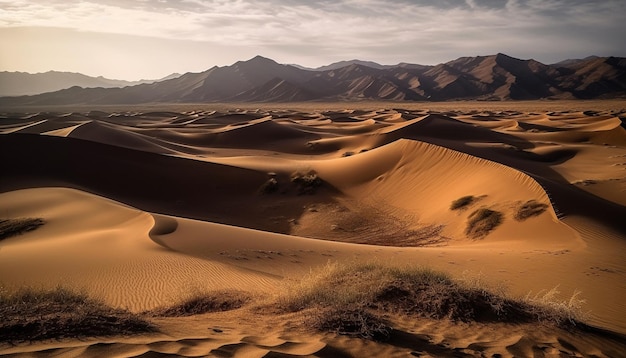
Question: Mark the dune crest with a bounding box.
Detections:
[1,103,625,356]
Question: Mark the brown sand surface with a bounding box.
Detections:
[1,101,625,357]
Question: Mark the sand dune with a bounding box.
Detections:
[0,188,281,312]
[1,103,625,356]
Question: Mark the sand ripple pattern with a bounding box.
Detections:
[1,336,327,357]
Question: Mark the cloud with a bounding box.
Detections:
[0,0,624,78]
[2,1,622,42]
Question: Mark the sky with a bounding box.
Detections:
[1,0,624,80]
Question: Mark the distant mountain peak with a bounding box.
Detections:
[245,55,277,64]
[494,53,525,62]
[315,59,388,71]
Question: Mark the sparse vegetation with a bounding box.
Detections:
[465,208,503,239]
[311,307,391,340]
[290,170,322,195]
[515,200,549,221]
[289,262,526,322]
[0,286,156,342]
[0,267,588,344]
[149,290,251,317]
[450,195,475,210]
[0,218,45,241]
[259,172,280,194]
[523,287,586,325]
[259,177,280,194]
[574,179,597,186]
[276,262,586,341]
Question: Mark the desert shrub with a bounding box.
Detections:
[277,262,385,312]
[277,262,586,341]
[276,262,588,341]
[0,286,156,342]
[258,172,280,194]
[372,271,530,323]
[450,196,475,210]
[259,177,279,194]
[515,200,548,221]
[0,218,45,241]
[523,287,586,326]
[290,170,322,195]
[311,307,391,341]
[150,290,251,317]
[465,208,503,239]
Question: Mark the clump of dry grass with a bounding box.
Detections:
[311,307,391,340]
[259,177,280,194]
[149,290,251,317]
[0,286,156,342]
[277,262,586,341]
[0,218,45,241]
[515,200,549,221]
[291,170,322,195]
[258,172,280,194]
[523,287,586,326]
[465,208,503,239]
[450,195,475,210]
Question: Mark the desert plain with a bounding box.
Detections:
[0,100,625,357]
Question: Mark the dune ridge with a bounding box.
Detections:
[1,103,625,356]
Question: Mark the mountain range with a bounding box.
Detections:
[1,53,624,105]
[0,71,181,97]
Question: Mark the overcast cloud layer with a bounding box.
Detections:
[0,0,624,80]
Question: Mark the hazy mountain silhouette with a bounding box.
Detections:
[1,54,624,105]
[551,56,600,67]
[314,60,392,71]
[0,71,181,97]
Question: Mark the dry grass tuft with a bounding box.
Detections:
[290,170,322,195]
[277,262,384,312]
[0,218,45,241]
[311,307,391,341]
[277,262,586,340]
[259,177,280,194]
[450,196,475,210]
[515,200,549,221]
[465,208,503,239]
[149,290,251,317]
[523,287,586,326]
[0,286,156,342]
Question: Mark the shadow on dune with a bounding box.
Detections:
[374,113,626,233]
[1,109,625,234]
[0,134,339,235]
[147,214,178,250]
